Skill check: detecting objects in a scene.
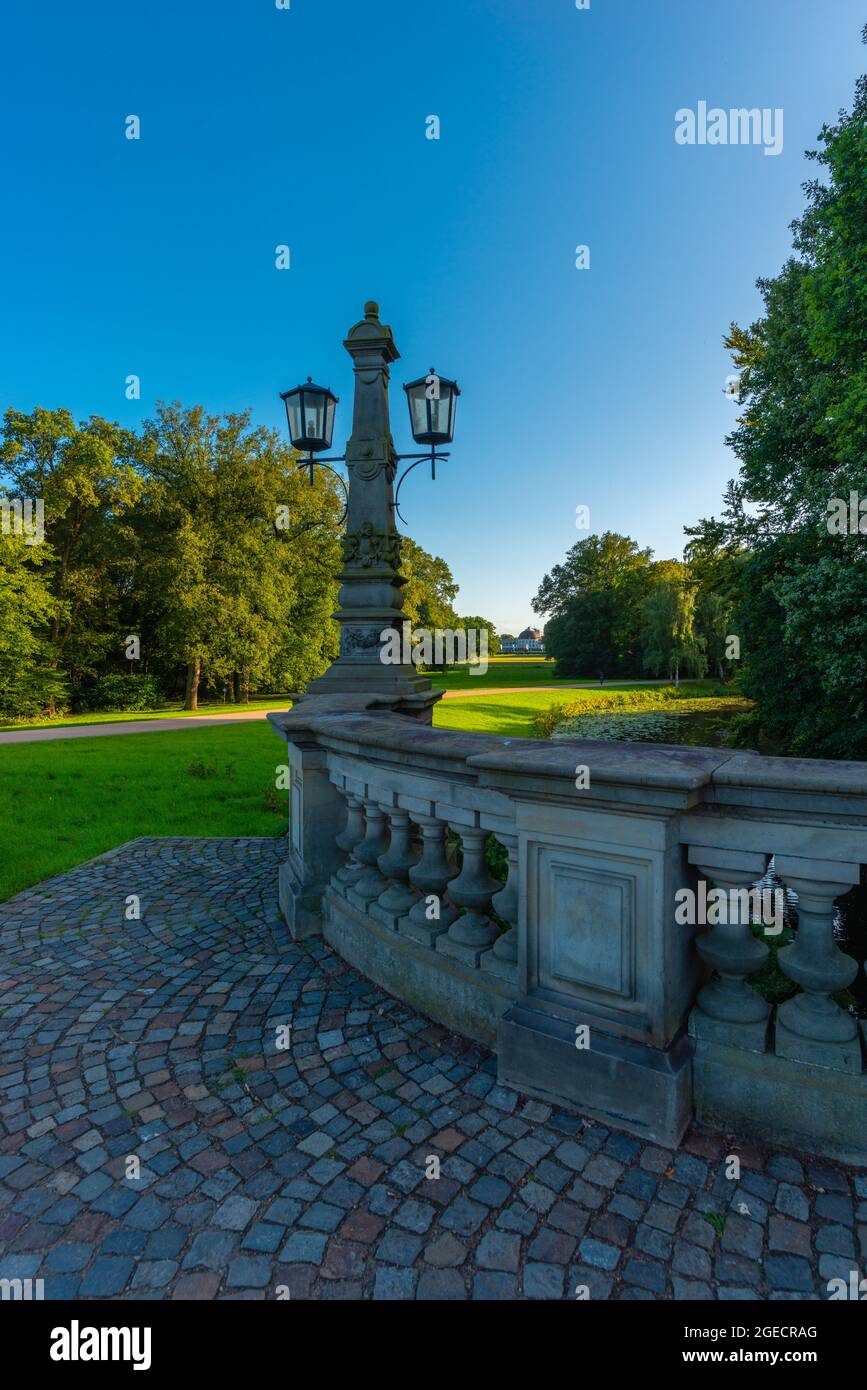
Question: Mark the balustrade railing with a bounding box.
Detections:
[271,701,867,1159]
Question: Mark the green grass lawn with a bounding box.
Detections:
[430,658,556,690]
[433,683,712,737]
[0,723,286,902]
[0,679,734,901]
[0,698,293,734]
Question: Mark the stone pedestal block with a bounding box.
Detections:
[498,1004,693,1148]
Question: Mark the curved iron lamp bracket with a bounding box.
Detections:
[391,448,450,525]
[283,455,349,538]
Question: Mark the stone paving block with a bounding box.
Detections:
[721,1214,763,1261]
[528,1228,576,1265]
[278,1232,328,1264]
[568,1262,614,1300]
[416,1268,467,1299]
[424,1232,467,1267]
[622,1256,667,1293]
[373,1267,417,1300]
[776,1183,810,1222]
[394,1199,435,1234]
[768,1215,812,1257]
[496,1202,537,1236]
[523,1262,566,1299]
[578,1237,621,1271]
[765,1254,816,1292]
[473,1271,519,1299]
[440,1195,488,1236]
[80,1257,134,1297]
[476,1230,521,1273]
[815,1194,854,1226]
[375,1229,423,1266]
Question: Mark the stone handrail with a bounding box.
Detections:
[270,698,867,1160]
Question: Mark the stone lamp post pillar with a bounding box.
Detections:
[304,301,442,720]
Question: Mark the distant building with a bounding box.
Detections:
[499,626,545,654]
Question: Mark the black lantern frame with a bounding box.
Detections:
[403,368,460,447]
[279,356,459,528]
[280,378,339,454]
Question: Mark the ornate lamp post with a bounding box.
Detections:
[280,301,459,721]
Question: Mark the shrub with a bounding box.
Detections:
[72,673,166,713]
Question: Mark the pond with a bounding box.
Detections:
[551,705,741,748]
[551,705,867,1019]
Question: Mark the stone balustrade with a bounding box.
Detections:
[270,697,867,1161]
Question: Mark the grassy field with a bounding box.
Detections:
[430,658,558,691]
[0,698,293,733]
[0,723,286,902]
[0,679,732,901]
[432,683,711,737]
[428,659,666,692]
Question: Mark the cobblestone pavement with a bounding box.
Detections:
[1,837,865,1301]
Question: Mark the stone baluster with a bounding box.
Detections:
[398,813,458,945]
[774,855,861,1072]
[350,798,390,905]
[688,846,772,1049]
[333,788,366,890]
[486,833,519,980]
[439,821,501,965]
[371,806,419,929]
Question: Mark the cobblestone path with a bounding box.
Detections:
[1,838,864,1300]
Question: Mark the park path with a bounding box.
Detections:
[0,708,288,745]
[0,682,669,744]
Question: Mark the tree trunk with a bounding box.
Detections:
[184,658,200,711]
[242,670,250,704]
[232,670,241,704]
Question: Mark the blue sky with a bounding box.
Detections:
[1,0,864,633]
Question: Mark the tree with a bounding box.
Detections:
[137,402,342,709]
[399,537,460,632]
[696,592,734,683]
[454,615,500,657]
[0,527,64,718]
[532,531,654,618]
[699,41,867,755]
[543,589,622,677]
[640,581,707,682]
[0,407,144,710]
[532,532,656,676]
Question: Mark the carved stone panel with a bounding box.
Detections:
[342,523,402,570]
[524,840,655,1037]
[339,624,385,659]
[545,862,633,999]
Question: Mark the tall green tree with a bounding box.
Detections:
[533,532,656,676]
[698,38,867,755]
[137,402,342,709]
[0,527,64,717]
[0,407,144,707]
[399,537,460,631]
[640,580,707,682]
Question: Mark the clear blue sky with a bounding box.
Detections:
[1,0,863,633]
